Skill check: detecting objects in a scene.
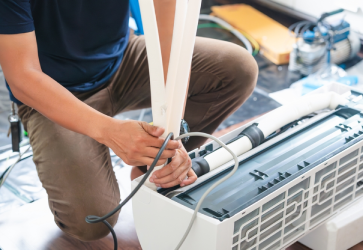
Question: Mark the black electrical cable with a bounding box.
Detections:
[85,132,174,250]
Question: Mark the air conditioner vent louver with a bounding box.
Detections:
[232,146,363,250]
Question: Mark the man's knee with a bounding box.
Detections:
[220,43,258,98]
[73,218,118,242]
[55,204,120,242]
[51,186,121,242]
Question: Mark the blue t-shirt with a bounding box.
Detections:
[0,0,130,103]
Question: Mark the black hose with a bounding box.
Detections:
[85,132,174,250]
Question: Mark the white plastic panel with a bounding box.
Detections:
[230,141,363,250]
[299,196,363,250]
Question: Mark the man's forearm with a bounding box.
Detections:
[0,32,110,143]
[9,69,111,143]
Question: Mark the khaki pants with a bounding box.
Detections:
[18,35,258,241]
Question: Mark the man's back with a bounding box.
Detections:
[0,0,130,102]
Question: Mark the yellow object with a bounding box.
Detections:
[211,4,296,65]
[239,29,260,56]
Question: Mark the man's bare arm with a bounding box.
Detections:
[0,31,179,167]
[0,32,110,140]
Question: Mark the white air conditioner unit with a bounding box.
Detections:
[132,83,363,250]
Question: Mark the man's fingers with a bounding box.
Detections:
[140,122,164,137]
[152,150,186,179]
[147,137,180,150]
[139,122,181,150]
[152,154,190,185]
[145,147,176,160]
[142,157,167,167]
[156,168,190,188]
[180,169,197,187]
[166,140,181,150]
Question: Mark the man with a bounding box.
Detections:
[0,0,257,242]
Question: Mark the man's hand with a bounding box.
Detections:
[101,119,197,187]
[149,145,197,188]
[102,119,181,167]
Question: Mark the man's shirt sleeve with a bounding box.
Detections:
[0,0,34,34]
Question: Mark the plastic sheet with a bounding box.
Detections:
[0,156,46,214]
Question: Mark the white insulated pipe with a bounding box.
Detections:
[138,0,166,130]
[165,0,188,118]
[205,92,348,171]
[205,136,253,172]
[165,0,202,136]
[257,92,347,137]
[139,0,166,190]
[140,0,202,191]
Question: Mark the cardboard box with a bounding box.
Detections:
[212,4,296,65]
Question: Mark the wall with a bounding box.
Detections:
[270,0,363,38]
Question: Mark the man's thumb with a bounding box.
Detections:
[142,122,164,137]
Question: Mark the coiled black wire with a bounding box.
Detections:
[85,132,174,250]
